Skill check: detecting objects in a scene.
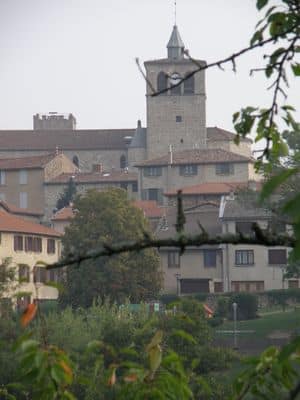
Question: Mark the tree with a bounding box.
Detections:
[56,177,77,211]
[59,189,162,307]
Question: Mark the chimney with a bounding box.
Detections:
[92,163,103,173]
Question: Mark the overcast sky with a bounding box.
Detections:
[0,0,298,132]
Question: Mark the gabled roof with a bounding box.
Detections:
[0,210,61,237]
[155,206,222,239]
[164,181,253,196]
[0,129,134,151]
[221,197,271,220]
[46,170,138,184]
[135,148,251,167]
[52,206,75,221]
[0,153,55,170]
[0,200,43,217]
[133,200,165,219]
[207,127,252,143]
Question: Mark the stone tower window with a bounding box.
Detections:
[120,154,127,169]
[157,72,168,93]
[184,73,195,94]
[73,155,79,167]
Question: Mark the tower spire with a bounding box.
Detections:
[167,24,185,60]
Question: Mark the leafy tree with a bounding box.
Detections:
[56,177,77,211]
[60,189,162,307]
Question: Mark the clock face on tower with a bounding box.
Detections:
[169,73,181,85]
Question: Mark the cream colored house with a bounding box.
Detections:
[0,209,61,308]
[219,195,297,293]
[136,148,258,205]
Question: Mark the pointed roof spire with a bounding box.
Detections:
[167,25,185,60]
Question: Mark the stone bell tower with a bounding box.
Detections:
[145,25,207,159]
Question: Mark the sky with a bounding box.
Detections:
[0,0,298,133]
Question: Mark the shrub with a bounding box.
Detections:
[228,292,258,320]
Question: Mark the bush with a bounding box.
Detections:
[266,288,300,310]
[228,293,258,320]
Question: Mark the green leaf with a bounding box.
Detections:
[148,345,162,374]
[50,363,66,385]
[257,0,268,10]
[291,63,300,76]
[260,168,297,201]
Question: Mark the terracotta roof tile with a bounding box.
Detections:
[207,127,252,143]
[0,200,43,217]
[0,129,134,151]
[0,153,55,170]
[47,170,138,184]
[136,148,251,167]
[52,206,75,221]
[133,200,165,219]
[0,210,61,237]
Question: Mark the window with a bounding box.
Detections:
[179,164,198,176]
[132,182,138,192]
[231,281,264,292]
[268,249,287,265]
[235,250,254,265]
[19,170,28,185]
[288,280,299,289]
[236,221,254,235]
[72,155,79,167]
[120,154,127,169]
[25,236,42,253]
[168,251,180,268]
[176,115,182,123]
[143,167,162,177]
[0,171,5,185]
[157,71,168,92]
[19,264,30,282]
[141,188,163,204]
[204,250,217,267]
[19,192,28,209]
[34,266,47,283]
[47,239,56,254]
[14,235,23,251]
[120,182,128,190]
[215,163,234,175]
[184,73,195,94]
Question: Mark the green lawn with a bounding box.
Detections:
[218,309,300,338]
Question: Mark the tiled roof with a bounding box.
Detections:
[221,198,271,220]
[135,148,251,167]
[133,200,165,219]
[164,181,258,196]
[0,210,61,237]
[0,153,55,170]
[46,170,138,184]
[0,200,43,217]
[0,129,134,151]
[52,206,75,221]
[207,127,252,143]
[155,206,222,239]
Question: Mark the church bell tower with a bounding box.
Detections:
[145,25,207,159]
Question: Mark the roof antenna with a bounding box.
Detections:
[174,0,177,25]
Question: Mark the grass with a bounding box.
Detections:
[218,309,300,338]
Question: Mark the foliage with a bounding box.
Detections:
[233,337,300,399]
[265,288,300,310]
[59,189,162,307]
[228,293,258,320]
[56,177,77,211]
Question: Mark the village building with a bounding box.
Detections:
[0,208,61,308]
